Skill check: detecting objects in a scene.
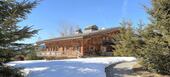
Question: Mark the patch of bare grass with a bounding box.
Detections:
[132,63,170,77]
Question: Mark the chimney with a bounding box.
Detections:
[84,25,98,33]
[75,28,82,34]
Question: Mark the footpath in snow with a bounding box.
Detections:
[7,57,136,77]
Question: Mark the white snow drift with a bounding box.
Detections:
[7,57,136,77]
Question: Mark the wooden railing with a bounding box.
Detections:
[36,51,80,58]
[36,51,62,56]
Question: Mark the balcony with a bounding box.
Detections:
[36,51,63,57]
[36,50,80,58]
[102,40,114,46]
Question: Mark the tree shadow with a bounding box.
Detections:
[14,60,106,77]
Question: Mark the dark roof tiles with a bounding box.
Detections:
[37,27,120,44]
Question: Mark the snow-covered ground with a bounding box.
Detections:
[7,57,136,77]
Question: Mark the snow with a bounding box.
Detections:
[7,57,136,77]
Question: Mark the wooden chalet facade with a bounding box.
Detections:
[36,25,119,58]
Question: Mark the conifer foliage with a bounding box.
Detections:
[139,0,170,74]
[0,0,38,77]
[113,0,170,74]
[0,0,38,63]
[112,21,135,56]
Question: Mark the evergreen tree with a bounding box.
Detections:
[0,0,38,63]
[113,21,134,56]
[138,0,170,74]
[113,0,170,74]
[113,21,144,56]
[0,0,39,77]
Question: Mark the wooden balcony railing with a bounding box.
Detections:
[36,51,80,58]
[36,51,62,56]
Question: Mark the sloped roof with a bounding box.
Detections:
[37,27,120,44]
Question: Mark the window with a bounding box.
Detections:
[89,46,95,51]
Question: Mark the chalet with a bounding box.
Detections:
[36,25,119,58]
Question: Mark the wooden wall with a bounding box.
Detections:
[42,38,83,57]
[37,29,119,57]
[82,30,119,56]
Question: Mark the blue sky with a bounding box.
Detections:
[19,0,151,44]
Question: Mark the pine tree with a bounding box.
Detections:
[137,0,170,74]
[112,21,144,56]
[0,0,38,76]
[113,21,134,56]
[0,0,38,63]
[112,0,170,75]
